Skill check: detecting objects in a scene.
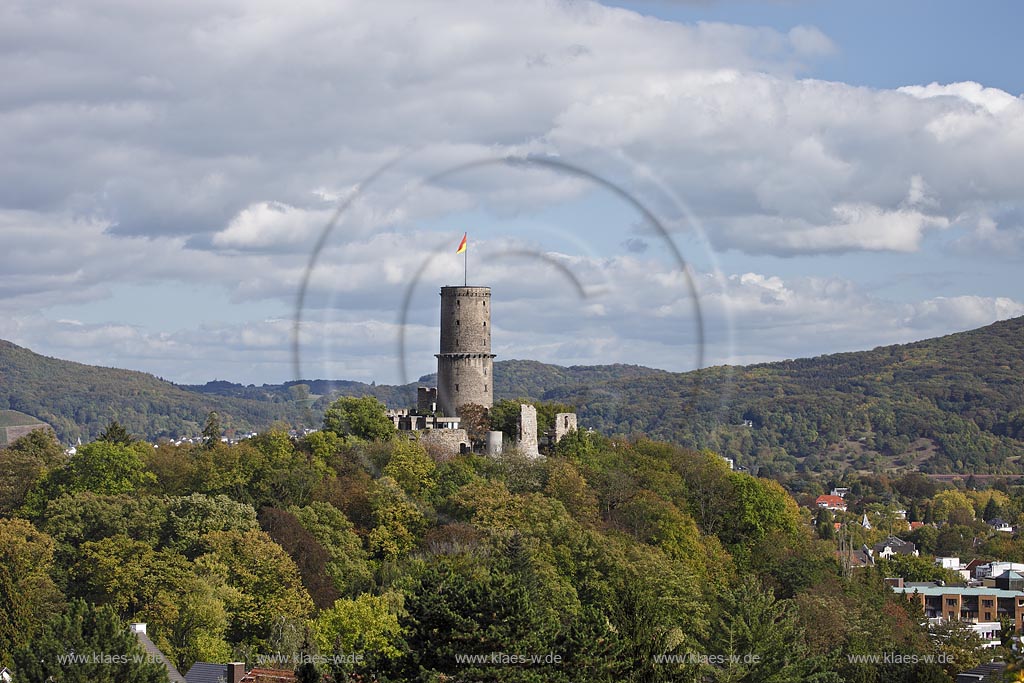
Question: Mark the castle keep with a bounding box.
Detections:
[388,281,577,458]
[435,286,495,417]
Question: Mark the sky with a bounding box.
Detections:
[2,0,1022,385]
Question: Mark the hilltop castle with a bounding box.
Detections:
[388,283,576,458]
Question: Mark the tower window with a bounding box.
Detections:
[456,300,460,307]
[482,321,486,327]
[456,320,460,325]
[455,384,460,392]
[485,384,488,391]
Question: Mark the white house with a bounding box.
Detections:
[977,561,1024,580]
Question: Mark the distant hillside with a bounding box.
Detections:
[0,340,309,443]
[4,318,1024,475]
[546,317,1024,477]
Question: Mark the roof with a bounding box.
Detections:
[815,495,846,507]
[134,630,187,683]
[185,662,232,683]
[873,536,916,554]
[956,661,1007,683]
[997,570,1024,581]
[987,518,1011,526]
[909,521,925,529]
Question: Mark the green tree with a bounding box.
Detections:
[194,529,314,650]
[291,502,372,596]
[983,495,1001,521]
[24,441,155,515]
[99,421,134,445]
[322,396,396,441]
[930,619,982,677]
[160,493,259,557]
[0,428,66,514]
[202,412,222,449]
[13,598,169,682]
[310,592,404,666]
[0,519,64,654]
[701,578,838,682]
[815,508,835,540]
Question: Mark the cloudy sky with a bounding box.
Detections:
[3,0,1022,385]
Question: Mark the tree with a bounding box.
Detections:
[161,493,259,557]
[983,495,1001,522]
[0,428,66,514]
[258,506,340,609]
[194,529,314,650]
[931,490,974,523]
[700,578,838,682]
[310,592,404,669]
[815,508,835,540]
[930,619,982,677]
[290,502,372,597]
[322,396,396,441]
[0,518,64,654]
[13,598,169,683]
[457,403,490,446]
[202,412,222,449]
[23,441,155,515]
[99,421,134,445]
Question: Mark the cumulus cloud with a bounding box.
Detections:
[2,0,1022,382]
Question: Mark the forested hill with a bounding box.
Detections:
[546,316,1024,477]
[3,317,1024,476]
[0,340,308,443]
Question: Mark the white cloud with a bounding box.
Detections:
[1,0,1023,383]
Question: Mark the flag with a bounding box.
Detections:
[456,233,467,254]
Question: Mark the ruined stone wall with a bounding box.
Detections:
[517,403,540,458]
[417,387,437,413]
[554,413,578,443]
[419,428,470,461]
[486,430,503,456]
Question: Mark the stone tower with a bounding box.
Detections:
[436,286,495,416]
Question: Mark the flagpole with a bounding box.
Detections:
[464,238,468,286]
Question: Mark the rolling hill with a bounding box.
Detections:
[2,317,1023,477]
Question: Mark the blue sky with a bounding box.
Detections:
[1,0,1021,384]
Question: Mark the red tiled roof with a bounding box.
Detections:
[909,521,925,530]
[816,495,847,508]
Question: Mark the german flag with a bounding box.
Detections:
[456,233,467,254]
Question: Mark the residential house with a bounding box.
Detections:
[130,623,186,683]
[935,557,971,582]
[871,536,918,559]
[185,662,247,683]
[838,545,874,568]
[830,487,850,498]
[909,521,925,531]
[815,495,847,512]
[977,562,1024,581]
[1,666,12,683]
[987,518,1014,533]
